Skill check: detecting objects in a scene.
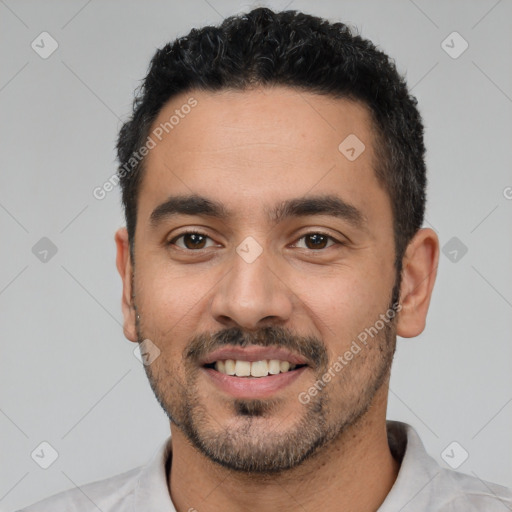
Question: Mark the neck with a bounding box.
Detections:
[168,387,399,512]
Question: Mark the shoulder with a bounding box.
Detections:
[16,436,174,512]
[16,466,142,512]
[382,421,512,511]
[434,468,512,511]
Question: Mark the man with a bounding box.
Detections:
[19,7,512,512]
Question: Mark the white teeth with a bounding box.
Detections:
[212,359,302,377]
[268,359,281,375]
[280,361,290,372]
[224,359,236,375]
[235,360,251,377]
[250,360,268,377]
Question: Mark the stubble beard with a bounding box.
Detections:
[137,314,398,475]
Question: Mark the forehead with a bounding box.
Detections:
[146,85,376,159]
[137,86,389,229]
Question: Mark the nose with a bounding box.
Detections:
[210,242,293,330]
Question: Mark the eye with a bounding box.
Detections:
[292,232,340,250]
[169,231,217,250]
[168,231,342,252]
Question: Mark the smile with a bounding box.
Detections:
[204,359,307,378]
[202,364,308,399]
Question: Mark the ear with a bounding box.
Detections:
[115,227,138,343]
[396,228,439,338]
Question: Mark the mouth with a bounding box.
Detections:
[199,346,310,399]
[203,359,308,377]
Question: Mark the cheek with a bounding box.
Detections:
[138,251,211,304]
[134,264,205,340]
[295,265,393,348]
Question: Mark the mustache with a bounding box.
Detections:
[184,325,328,369]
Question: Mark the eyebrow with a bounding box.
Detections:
[149,193,366,230]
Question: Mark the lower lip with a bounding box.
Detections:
[202,366,308,399]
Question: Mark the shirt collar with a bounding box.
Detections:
[378,420,442,511]
[133,436,176,511]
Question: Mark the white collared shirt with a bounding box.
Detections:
[17,421,512,511]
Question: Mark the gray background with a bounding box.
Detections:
[1,0,511,510]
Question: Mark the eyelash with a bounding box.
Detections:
[168,230,343,251]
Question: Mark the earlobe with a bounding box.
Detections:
[396,228,439,338]
[115,227,138,343]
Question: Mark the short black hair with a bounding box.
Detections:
[116,7,426,270]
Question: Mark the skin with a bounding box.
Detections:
[115,86,439,512]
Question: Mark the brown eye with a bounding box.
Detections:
[170,232,214,250]
[294,232,338,250]
[305,234,328,249]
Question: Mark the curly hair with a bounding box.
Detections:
[116,7,426,271]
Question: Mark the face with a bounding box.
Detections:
[125,86,400,473]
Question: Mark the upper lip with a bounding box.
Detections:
[200,345,309,366]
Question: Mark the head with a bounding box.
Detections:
[115,8,438,474]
